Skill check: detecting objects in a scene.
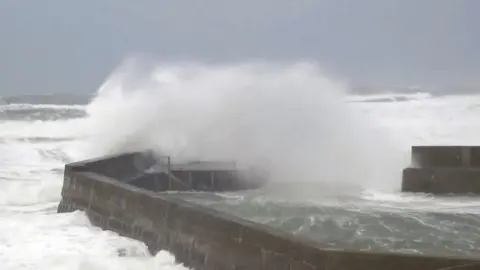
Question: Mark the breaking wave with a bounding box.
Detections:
[82,58,407,192]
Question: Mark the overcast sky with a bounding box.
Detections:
[0,0,479,94]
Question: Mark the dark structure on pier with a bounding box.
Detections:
[58,150,480,269]
[402,146,480,194]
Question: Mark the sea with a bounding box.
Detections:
[1,61,480,269]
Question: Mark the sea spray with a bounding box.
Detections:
[82,57,406,192]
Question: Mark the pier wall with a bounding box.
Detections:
[59,152,480,270]
[403,146,480,194]
[411,146,480,168]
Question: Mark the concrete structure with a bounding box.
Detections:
[58,151,480,269]
[403,146,480,194]
[411,146,480,168]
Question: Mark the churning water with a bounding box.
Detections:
[1,59,480,269]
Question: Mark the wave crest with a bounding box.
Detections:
[82,59,407,191]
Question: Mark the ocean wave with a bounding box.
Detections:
[347,92,433,103]
[0,137,76,144]
[0,103,86,110]
[0,118,88,141]
[0,104,86,121]
[37,148,73,164]
[0,93,93,105]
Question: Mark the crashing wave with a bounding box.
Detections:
[347,92,433,103]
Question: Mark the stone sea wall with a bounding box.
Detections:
[403,146,480,194]
[59,152,480,270]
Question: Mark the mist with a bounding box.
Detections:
[81,58,408,192]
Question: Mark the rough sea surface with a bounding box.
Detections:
[184,188,480,257]
[0,95,189,270]
[2,88,480,268]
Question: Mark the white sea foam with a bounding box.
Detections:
[0,211,189,270]
[0,95,189,269]
[82,59,407,191]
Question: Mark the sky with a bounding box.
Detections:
[0,0,479,94]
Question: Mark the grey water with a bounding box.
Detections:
[178,186,480,258]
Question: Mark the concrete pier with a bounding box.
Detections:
[59,151,480,269]
[411,146,480,168]
[403,146,480,194]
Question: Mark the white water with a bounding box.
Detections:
[2,60,480,268]
[83,59,407,191]
[0,118,190,269]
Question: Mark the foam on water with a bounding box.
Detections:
[2,60,480,268]
[0,104,189,269]
[0,211,191,269]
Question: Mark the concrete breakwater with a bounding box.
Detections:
[58,151,480,269]
[403,146,480,194]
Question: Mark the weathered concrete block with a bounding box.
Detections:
[65,151,157,181]
[402,167,480,194]
[411,146,480,168]
[404,146,480,195]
